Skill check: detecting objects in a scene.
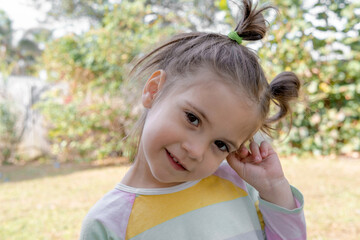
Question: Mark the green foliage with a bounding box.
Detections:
[37,90,135,162]
[43,1,175,94]
[39,0,359,161]
[32,0,112,26]
[39,0,176,162]
[0,9,50,75]
[0,99,20,164]
[0,10,15,76]
[258,0,360,155]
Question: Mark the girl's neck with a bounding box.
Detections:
[121,151,185,189]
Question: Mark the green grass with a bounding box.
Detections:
[0,162,131,240]
[0,157,359,239]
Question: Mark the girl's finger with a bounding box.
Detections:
[259,141,270,158]
[230,147,252,163]
[226,153,246,178]
[236,144,249,159]
[260,141,277,158]
[249,141,262,163]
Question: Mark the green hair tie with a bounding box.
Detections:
[228,31,243,45]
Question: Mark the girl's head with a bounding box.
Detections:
[131,0,299,140]
[128,0,299,185]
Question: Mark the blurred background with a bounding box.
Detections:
[0,0,359,239]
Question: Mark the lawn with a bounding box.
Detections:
[0,157,359,239]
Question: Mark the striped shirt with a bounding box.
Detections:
[80,162,306,240]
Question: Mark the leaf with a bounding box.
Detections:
[219,0,228,11]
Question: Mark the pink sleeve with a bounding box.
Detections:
[259,186,307,240]
[215,161,307,239]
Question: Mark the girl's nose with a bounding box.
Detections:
[181,138,207,162]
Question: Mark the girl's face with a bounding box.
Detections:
[134,69,259,188]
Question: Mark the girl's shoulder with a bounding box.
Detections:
[80,189,135,239]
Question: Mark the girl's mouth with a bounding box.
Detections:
[166,149,187,171]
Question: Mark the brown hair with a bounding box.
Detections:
[128,0,300,150]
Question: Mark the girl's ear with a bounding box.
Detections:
[142,69,166,108]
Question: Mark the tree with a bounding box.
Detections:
[0,9,52,75]
[0,10,16,77]
[38,0,178,162]
[31,0,233,31]
[31,0,114,27]
[0,10,53,164]
[257,0,360,155]
[38,0,360,163]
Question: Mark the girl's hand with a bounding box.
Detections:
[226,141,296,209]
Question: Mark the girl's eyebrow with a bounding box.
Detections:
[184,100,240,151]
[184,100,209,124]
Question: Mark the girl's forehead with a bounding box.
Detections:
[172,67,228,83]
[167,69,253,107]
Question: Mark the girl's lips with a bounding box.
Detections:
[166,149,187,171]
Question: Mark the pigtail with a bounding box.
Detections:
[234,0,275,41]
[265,72,300,126]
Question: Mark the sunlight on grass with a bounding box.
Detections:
[0,164,130,240]
[282,157,360,239]
[1,158,359,239]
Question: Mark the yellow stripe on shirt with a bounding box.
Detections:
[126,175,248,239]
[255,200,265,230]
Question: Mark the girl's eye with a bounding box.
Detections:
[186,112,200,126]
[214,140,229,152]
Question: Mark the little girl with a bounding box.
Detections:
[80,0,306,239]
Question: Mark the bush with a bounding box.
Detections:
[0,98,20,164]
[258,0,360,156]
[38,0,176,162]
[39,0,360,161]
